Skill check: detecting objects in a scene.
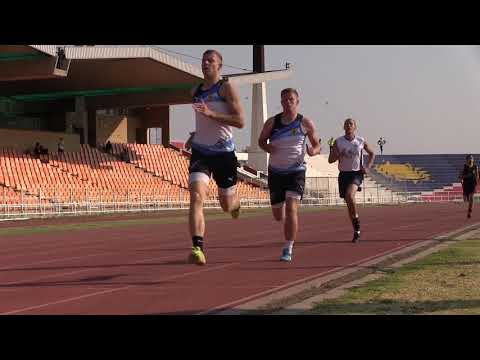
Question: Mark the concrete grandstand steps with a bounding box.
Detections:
[305,154,339,177]
[302,154,397,203]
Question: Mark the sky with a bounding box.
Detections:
[155,45,480,155]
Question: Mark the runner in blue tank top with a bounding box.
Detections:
[185,49,245,265]
[258,88,321,262]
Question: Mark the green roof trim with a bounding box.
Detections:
[10,83,196,102]
[0,53,49,62]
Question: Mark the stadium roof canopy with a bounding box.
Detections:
[0,45,292,110]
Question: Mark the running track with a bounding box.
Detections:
[0,203,475,314]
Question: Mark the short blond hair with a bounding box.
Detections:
[281,88,299,98]
[344,118,357,126]
[203,49,223,66]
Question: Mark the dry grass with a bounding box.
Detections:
[310,238,480,315]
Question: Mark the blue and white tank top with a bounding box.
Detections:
[191,80,235,155]
[268,113,307,174]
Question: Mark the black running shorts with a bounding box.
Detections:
[189,149,238,189]
[462,181,477,199]
[268,170,306,206]
[338,171,364,199]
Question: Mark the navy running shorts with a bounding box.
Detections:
[338,171,364,199]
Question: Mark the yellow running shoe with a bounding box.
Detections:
[231,205,241,219]
[188,246,206,265]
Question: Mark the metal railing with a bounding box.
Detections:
[0,177,472,220]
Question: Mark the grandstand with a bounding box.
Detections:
[304,154,397,204]
[5,145,476,218]
[1,45,477,219]
[0,143,269,210]
[369,154,480,201]
[0,45,291,218]
[302,153,480,205]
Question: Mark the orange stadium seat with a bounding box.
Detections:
[0,144,268,205]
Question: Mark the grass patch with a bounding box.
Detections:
[309,238,480,315]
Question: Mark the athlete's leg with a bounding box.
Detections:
[189,176,209,240]
[468,192,474,218]
[345,183,359,222]
[218,186,240,214]
[345,183,361,242]
[269,171,286,222]
[188,173,210,265]
[279,195,300,262]
[284,195,300,243]
[272,202,285,222]
[213,152,240,218]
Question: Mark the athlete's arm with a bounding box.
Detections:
[328,141,339,163]
[186,86,199,151]
[185,132,195,151]
[190,85,198,97]
[362,141,376,172]
[302,117,321,156]
[192,81,245,129]
[258,117,276,154]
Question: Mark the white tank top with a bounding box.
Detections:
[335,135,365,172]
[191,80,234,155]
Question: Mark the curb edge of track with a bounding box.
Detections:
[213,222,480,315]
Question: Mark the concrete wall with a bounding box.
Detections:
[92,106,170,145]
[96,114,128,144]
[305,154,339,177]
[143,106,169,146]
[131,106,170,145]
[96,114,152,145]
[127,116,143,143]
[0,128,80,153]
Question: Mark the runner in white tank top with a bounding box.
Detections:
[328,118,375,243]
[335,135,365,172]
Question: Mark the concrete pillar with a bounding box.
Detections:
[248,82,269,173]
[87,108,97,147]
[65,112,74,134]
[161,108,170,147]
[75,96,87,144]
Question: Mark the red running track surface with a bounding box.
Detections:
[0,203,475,314]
